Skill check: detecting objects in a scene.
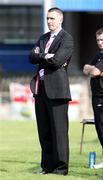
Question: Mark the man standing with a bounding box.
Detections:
[29,7,74,175]
[83,28,103,168]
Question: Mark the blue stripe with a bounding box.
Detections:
[54,0,103,11]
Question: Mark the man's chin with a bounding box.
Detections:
[48,27,54,31]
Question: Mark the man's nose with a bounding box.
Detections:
[47,19,51,23]
[98,40,103,44]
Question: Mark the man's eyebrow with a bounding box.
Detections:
[47,17,55,19]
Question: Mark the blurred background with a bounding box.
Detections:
[0,0,103,121]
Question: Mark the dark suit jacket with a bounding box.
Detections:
[29,29,74,100]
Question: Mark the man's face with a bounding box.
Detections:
[96,33,103,50]
[47,11,63,32]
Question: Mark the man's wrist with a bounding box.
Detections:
[39,53,46,59]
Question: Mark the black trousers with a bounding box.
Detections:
[92,96,103,147]
[34,81,69,171]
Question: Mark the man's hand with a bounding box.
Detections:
[90,67,101,77]
[34,46,40,54]
[83,64,102,77]
[83,64,94,75]
[45,53,54,59]
[100,72,103,77]
[83,64,101,77]
[62,62,67,67]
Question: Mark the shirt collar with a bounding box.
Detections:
[50,27,62,37]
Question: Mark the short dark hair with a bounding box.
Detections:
[48,7,63,17]
[96,28,103,36]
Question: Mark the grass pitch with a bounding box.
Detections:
[0,120,103,180]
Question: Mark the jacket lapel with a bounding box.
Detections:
[39,29,64,53]
[49,29,64,52]
[40,32,50,53]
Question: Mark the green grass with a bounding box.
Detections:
[0,120,103,180]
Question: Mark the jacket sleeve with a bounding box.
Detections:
[40,33,74,68]
[29,36,47,64]
[29,32,74,69]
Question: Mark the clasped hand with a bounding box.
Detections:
[83,64,103,77]
[34,46,54,58]
[34,46,67,67]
